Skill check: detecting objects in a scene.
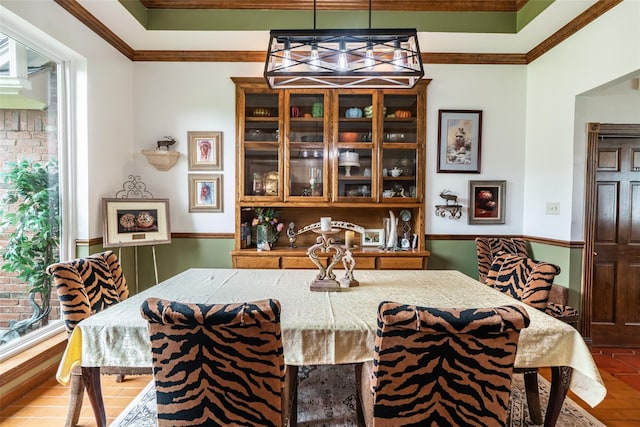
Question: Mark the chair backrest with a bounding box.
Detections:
[46,250,128,333]
[475,237,529,283]
[488,254,560,310]
[369,301,530,427]
[140,297,285,427]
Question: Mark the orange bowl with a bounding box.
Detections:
[339,132,360,142]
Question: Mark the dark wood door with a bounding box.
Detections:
[591,137,640,347]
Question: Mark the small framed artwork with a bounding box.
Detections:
[362,229,385,247]
[437,110,482,173]
[189,174,223,212]
[469,180,506,225]
[188,131,222,170]
[102,198,171,247]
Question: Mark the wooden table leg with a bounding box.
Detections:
[81,367,106,427]
[284,365,299,427]
[544,366,573,427]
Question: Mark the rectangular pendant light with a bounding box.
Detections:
[264,28,424,89]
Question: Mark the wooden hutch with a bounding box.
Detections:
[231,77,431,270]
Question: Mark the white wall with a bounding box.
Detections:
[132,62,528,234]
[3,1,638,242]
[524,1,640,241]
[572,77,640,240]
[425,64,527,235]
[1,1,135,241]
[132,62,262,232]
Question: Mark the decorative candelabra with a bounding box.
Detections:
[307,229,343,292]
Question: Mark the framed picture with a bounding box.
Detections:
[189,174,223,212]
[188,131,222,170]
[102,198,171,247]
[362,228,385,247]
[469,180,506,225]
[437,110,482,173]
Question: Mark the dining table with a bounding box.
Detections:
[56,268,606,427]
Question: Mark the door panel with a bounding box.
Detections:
[592,262,615,323]
[632,182,640,242]
[628,263,640,324]
[592,137,640,346]
[595,182,618,242]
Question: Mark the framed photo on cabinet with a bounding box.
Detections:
[189,174,223,212]
[362,229,385,247]
[468,180,506,224]
[188,131,222,170]
[102,198,171,247]
[437,110,482,173]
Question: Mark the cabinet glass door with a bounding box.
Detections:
[286,92,328,200]
[381,148,417,200]
[381,93,420,202]
[334,93,375,201]
[241,92,281,200]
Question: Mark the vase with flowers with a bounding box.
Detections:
[252,207,284,250]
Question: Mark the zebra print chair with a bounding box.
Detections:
[357,302,530,427]
[47,250,149,427]
[141,297,287,427]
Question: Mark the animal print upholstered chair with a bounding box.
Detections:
[357,302,530,427]
[47,250,149,427]
[485,253,563,424]
[476,237,580,326]
[140,297,286,427]
[475,237,529,283]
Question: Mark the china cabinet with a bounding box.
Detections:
[231,78,430,270]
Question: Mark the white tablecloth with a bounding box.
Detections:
[57,268,606,407]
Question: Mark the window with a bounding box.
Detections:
[0,32,67,357]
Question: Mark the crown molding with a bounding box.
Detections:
[53,0,621,65]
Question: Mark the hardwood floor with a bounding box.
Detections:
[1,347,639,426]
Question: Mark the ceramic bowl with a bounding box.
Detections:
[339,132,360,142]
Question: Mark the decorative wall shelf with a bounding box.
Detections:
[141,149,180,171]
[435,204,463,219]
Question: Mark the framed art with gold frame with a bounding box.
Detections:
[188,131,222,171]
[189,174,223,212]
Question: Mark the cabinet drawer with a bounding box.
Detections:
[281,256,318,269]
[377,257,425,270]
[234,256,280,269]
[352,257,376,269]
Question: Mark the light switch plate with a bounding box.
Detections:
[546,202,560,215]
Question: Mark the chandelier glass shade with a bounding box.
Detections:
[264,28,424,89]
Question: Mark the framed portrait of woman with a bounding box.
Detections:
[188,131,222,171]
[189,174,223,212]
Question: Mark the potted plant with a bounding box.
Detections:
[0,159,60,344]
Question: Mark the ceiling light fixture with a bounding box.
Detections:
[264,0,424,89]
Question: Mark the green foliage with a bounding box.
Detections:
[0,160,60,300]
